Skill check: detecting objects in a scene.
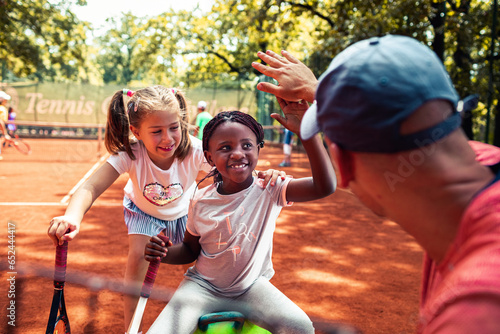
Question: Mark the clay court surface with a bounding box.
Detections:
[0,138,423,333]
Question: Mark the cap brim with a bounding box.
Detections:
[300,101,320,140]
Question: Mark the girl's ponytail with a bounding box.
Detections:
[171,88,191,161]
[105,90,136,159]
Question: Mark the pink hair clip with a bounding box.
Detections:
[123,89,134,97]
[171,88,177,95]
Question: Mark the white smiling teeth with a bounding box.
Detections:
[161,144,174,150]
[231,164,246,169]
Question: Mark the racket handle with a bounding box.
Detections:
[54,240,68,286]
[140,235,169,298]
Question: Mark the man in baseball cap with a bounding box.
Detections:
[300,35,461,152]
[253,35,500,333]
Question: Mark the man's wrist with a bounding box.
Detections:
[302,81,318,103]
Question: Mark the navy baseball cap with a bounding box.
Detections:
[300,35,461,153]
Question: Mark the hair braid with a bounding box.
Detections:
[105,90,135,159]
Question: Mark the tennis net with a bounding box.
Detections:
[1,121,106,162]
[1,122,288,163]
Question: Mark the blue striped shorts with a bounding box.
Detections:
[123,196,187,245]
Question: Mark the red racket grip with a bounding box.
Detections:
[54,240,68,287]
[140,235,169,298]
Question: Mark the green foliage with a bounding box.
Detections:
[95,13,145,85]
[3,0,500,143]
[151,1,316,85]
[0,0,88,82]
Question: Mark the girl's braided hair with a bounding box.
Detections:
[201,110,265,184]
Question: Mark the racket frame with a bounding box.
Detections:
[13,137,31,155]
[127,235,169,334]
[46,241,70,334]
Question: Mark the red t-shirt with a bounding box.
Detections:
[419,141,500,333]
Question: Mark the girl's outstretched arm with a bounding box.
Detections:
[47,162,120,246]
[271,98,337,203]
[145,231,201,265]
[0,120,11,140]
[286,134,336,202]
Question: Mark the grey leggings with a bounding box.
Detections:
[147,277,314,334]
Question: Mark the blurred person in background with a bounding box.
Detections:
[6,107,17,138]
[194,100,212,140]
[279,128,294,167]
[0,91,12,160]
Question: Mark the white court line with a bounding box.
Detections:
[60,153,110,204]
[0,202,122,206]
[0,202,67,206]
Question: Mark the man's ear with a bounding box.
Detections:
[204,151,214,166]
[328,142,355,188]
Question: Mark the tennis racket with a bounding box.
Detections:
[12,135,31,155]
[46,240,70,334]
[2,134,32,155]
[127,235,169,334]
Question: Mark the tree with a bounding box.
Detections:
[3,0,499,143]
[96,13,140,85]
[272,0,499,143]
[0,0,88,82]
[148,1,315,86]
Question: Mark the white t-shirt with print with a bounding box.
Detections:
[185,176,292,296]
[107,135,211,220]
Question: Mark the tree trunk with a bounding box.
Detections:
[494,103,500,147]
[430,1,447,61]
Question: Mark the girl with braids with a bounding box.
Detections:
[145,105,336,333]
[47,86,284,332]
